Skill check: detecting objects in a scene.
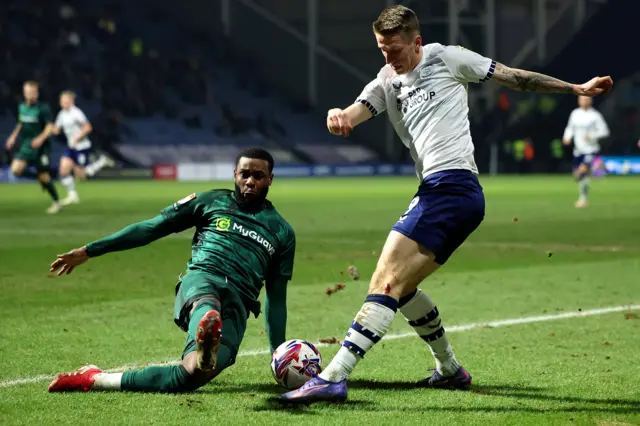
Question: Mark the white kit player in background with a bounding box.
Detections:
[563,96,610,208]
[53,91,114,206]
[279,5,613,405]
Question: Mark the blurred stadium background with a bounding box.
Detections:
[1,0,639,181]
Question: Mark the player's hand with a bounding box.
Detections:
[573,76,613,97]
[50,246,89,276]
[327,108,353,137]
[30,137,44,148]
[5,135,16,150]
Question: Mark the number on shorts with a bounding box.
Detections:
[77,153,86,166]
[40,155,49,166]
[399,196,419,221]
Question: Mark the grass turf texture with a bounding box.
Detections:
[0,176,639,425]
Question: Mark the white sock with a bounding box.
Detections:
[579,177,590,202]
[319,295,397,382]
[92,372,123,390]
[60,175,77,197]
[399,289,460,376]
[85,155,108,177]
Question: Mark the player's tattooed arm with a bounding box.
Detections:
[492,63,574,94]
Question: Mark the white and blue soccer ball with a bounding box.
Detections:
[271,339,323,389]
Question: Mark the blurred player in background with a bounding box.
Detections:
[562,95,610,208]
[53,91,114,206]
[280,5,613,405]
[4,81,61,214]
[47,148,296,394]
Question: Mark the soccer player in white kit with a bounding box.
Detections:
[280,5,613,405]
[563,96,610,208]
[53,91,113,205]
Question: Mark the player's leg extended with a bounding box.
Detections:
[575,162,591,208]
[85,152,114,177]
[59,154,80,205]
[278,231,435,404]
[280,172,485,404]
[49,296,224,393]
[326,231,440,377]
[37,171,61,214]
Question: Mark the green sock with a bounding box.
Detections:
[187,299,221,340]
[216,344,235,371]
[41,180,59,201]
[121,365,192,393]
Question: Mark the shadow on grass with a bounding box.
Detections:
[203,380,640,415]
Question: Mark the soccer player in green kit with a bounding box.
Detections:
[5,81,61,214]
[48,148,296,393]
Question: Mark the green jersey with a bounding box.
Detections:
[161,189,296,305]
[86,189,296,316]
[18,102,52,141]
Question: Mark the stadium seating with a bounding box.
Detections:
[0,0,380,169]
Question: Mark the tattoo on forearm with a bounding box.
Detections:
[494,63,574,94]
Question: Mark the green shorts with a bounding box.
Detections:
[173,271,249,359]
[14,141,51,173]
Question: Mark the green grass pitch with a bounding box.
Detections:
[1,175,639,425]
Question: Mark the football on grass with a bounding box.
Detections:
[271,339,322,389]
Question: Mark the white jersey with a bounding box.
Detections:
[562,107,610,156]
[55,105,92,151]
[356,43,495,180]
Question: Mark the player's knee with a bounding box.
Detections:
[10,164,23,176]
[38,173,50,184]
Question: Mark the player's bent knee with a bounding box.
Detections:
[10,163,24,176]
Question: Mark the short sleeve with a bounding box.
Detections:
[274,227,296,279]
[55,111,63,128]
[441,45,496,84]
[74,108,89,124]
[40,104,53,123]
[160,192,201,230]
[355,77,387,118]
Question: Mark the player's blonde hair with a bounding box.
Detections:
[60,90,76,99]
[373,5,420,40]
[24,80,39,89]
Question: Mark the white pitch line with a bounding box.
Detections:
[1,304,638,389]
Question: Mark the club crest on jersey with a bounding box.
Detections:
[419,66,433,79]
[173,193,196,210]
[215,217,231,231]
[391,79,402,92]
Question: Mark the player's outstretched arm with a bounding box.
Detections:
[265,276,288,354]
[50,215,190,276]
[327,103,373,137]
[50,247,90,276]
[492,63,613,97]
